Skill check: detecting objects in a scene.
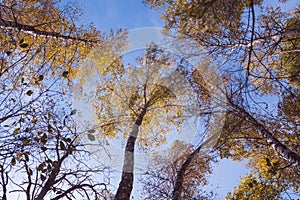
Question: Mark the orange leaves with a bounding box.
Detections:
[141,140,214,199]
[192,69,211,104]
[0,0,101,87]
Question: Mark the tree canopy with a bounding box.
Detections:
[0,0,123,199]
[144,0,300,199]
[0,0,299,199]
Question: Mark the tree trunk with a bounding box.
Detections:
[0,165,8,200]
[0,18,98,43]
[172,145,203,200]
[115,106,148,200]
[230,101,300,168]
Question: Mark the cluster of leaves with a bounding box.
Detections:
[0,0,124,199]
[140,140,215,200]
[89,45,197,148]
[218,111,299,199]
[1,0,299,199]
[84,42,216,199]
[145,0,300,199]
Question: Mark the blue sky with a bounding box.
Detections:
[78,0,163,31]
[71,0,297,199]
[76,0,250,199]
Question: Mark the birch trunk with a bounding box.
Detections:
[115,106,148,200]
[229,101,300,168]
[0,19,97,43]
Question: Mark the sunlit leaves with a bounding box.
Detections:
[144,1,300,199]
[0,1,119,199]
[23,139,30,146]
[13,128,20,134]
[280,15,300,89]
[227,173,284,200]
[88,46,197,149]
[218,111,300,198]
[72,30,127,94]
[11,157,16,166]
[0,1,106,126]
[141,140,215,199]
[145,0,263,44]
[16,152,24,159]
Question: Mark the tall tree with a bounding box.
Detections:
[140,140,215,200]
[0,0,125,199]
[84,45,202,200]
[145,0,300,198]
[0,0,125,125]
[0,96,111,200]
[0,0,124,159]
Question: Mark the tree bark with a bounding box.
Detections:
[172,145,203,200]
[229,101,300,168]
[0,165,8,200]
[0,18,98,43]
[115,106,148,200]
[35,154,68,200]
